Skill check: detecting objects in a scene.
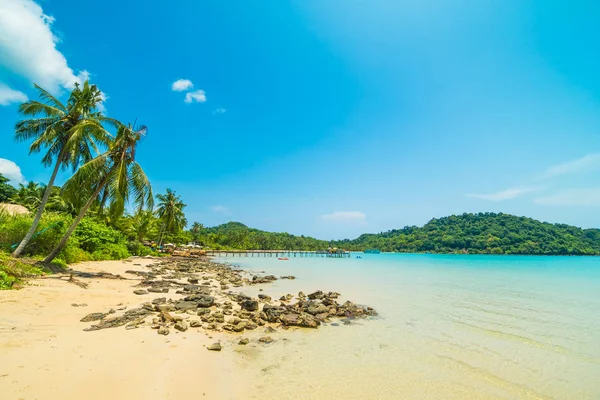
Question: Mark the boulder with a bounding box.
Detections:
[207,342,222,351]
[80,312,106,322]
[157,326,170,335]
[174,321,188,332]
[175,301,198,311]
[240,300,259,311]
[258,336,273,344]
[307,290,324,300]
[238,338,249,345]
[306,304,329,316]
[133,289,148,295]
[190,320,202,327]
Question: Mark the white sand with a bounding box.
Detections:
[0,258,252,400]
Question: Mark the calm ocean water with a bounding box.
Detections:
[220,254,600,400]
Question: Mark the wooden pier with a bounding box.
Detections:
[204,250,351,258]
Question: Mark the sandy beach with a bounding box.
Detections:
[0,258,251,400]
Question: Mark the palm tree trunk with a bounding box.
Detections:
[44,176,109,263]
[12,147,67,257]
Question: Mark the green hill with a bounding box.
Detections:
[197,213,600,255]
[333,213,600,255]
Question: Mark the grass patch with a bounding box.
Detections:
[0,251,54,290]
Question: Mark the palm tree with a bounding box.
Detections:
[10,182,45,211]
[44,123,153,263]
[190,221,204,244]
[12,81,109,257]
[155,189,187,246]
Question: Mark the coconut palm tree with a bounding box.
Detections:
[190,221,204,244]
[155,189,187,246]
[44,123,153,263]
[12,81,110,257]
[10,182,45,211]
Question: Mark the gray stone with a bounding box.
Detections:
[133,289,148,295]
[240,300,259,311]
[207,342,222,351]
[174,321,188,332]
[158,326,170,335]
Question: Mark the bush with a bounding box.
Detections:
[127,241,153,256]
[73,218,129,255]
[0,212,70,255]
[0,251,47,290]
[91,243,130,261]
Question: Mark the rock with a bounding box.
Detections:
[147,287,169,293]
[233,322,247,332]
[152,297,167,305]
[190,320,202,327]
[280,312,320,329]
[80,312,106,322]
[298,291,306,299]
[155,304,175,312]
[197,308,211,316]
[133,289,148,295]
[207,342,222,351]
[240,300,259,311]
[280,275,296,280]
[307,290,324,300]
[184,294,215,308]
[238,338,249,345]
[258,336,274,344]
[264,326,277,333]
[306,304,329,316]
[158,326,170,335]
[261,304,282,323]
[258,294,271,302]
[175,301,198,311]
[174,321,188,332]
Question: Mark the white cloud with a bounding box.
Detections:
[0,83,27,105]
[0,158,26,184]
[534,189,600,206]
[466,187,539,201]
[321,211,367,222]
[0,0,87,94]
[184,90,207,104]
[543,154,600,179]
[213,108,226,114]
[211,205,231,214]
[171,79,194,92]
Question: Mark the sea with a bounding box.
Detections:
[218,253,600,400]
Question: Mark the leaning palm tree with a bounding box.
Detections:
[12,81,110,257]
[155,189,187,246]
[44,123,153,263]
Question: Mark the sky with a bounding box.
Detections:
[1,0,600,239]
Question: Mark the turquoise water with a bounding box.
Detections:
[222,254,600,400]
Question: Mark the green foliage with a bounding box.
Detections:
[198,221,330,250]
[0,251,46,289]
[333,213,600,255]
[0,212,69,255]
[72,218,129,257]
[156,189,187,242]
[0,174,17,203]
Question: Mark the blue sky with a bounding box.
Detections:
[1,0,600,239]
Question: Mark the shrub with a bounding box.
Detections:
[73,218,129,254]
[91,243,130,261]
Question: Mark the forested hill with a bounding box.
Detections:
[332,213,600,255]
[200,222,330,250]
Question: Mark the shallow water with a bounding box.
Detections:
[221,254,600,400]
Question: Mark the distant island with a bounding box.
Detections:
[200,213,600,256]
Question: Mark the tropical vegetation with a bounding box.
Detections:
[2,81,600,289]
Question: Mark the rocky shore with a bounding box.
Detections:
[79,257,378,349]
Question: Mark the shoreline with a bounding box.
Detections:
[0,256,377,400]
[0,258,251,400]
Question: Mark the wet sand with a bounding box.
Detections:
[0,258,251,400]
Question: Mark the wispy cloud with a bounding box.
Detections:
[0,0,89,94]
[543,153,600,179]
[0,158,26,184]
[184,90,206,104]
[321,211,367,223]
[534,189,600,206]
[211,205,231,215]
[0,84,27,106]
[213,108,226,114]
[466,187,539,201]
[171,79,193,92]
